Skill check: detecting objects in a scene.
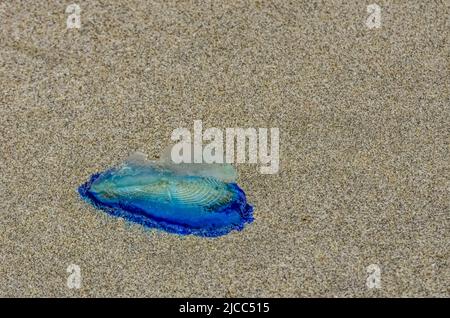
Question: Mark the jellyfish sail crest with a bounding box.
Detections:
[125,151,149,165]
[78,151,253,237]
[125,148,237,183]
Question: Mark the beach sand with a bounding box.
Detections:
[0,1,448,297]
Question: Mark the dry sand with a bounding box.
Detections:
[0,1,448,297]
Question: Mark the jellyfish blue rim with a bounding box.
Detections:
[78,170,254,237]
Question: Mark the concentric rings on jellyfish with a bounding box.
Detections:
[171,178,231,208]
